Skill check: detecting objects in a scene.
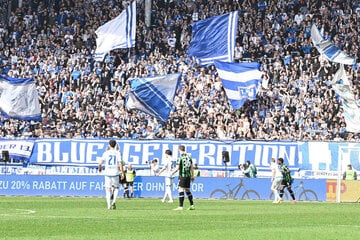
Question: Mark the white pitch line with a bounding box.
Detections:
[0,208,36,216]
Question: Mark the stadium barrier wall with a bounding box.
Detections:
[326,180,360,202]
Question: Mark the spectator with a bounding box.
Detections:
[0,0,359,142]
[149,158,159,176]
[240,160,257,178]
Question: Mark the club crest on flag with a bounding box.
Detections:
[238,84,257,99]
[214,61,262,110]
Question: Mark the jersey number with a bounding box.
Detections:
[107,154,117,166]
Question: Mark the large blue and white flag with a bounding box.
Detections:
[94,1,136,61]
[331,65,360,133]
[188,11,238,66]
[311,24,356,65]
[126,73,181,122]
[0,75,42,121]
[214,61,262,110]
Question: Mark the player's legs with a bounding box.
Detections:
[119,175,128,198]
[104,176,112,209]
[163,177,173,203]
[128,182,134,198]
[176,177,186,208]
[123,183,129,198]
[166,186,173,202]
[286,183,296,202]
[185,187,194,207]
[271,178,281,202]
[279,180,286,200]
[162,187,168,203]
[181,177,194,208]
[177,186,185,207]
[110,176,120,209]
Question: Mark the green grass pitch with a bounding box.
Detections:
[0,196,359,240]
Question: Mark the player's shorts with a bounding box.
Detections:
[119,175,127,185]
[281,179,293,187]
[105,175,120,188]
[178,176,191,190]
[126,181,134,186]
[165,176,174,186]
[271,177,282,190]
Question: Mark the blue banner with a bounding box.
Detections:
[0,175,326,201]
[300,142,360,172]
[29,139,300,169]
[0,138,356,174]
[0,139,35,160]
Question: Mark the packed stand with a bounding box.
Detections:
[0,0,359,141]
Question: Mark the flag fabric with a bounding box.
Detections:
[94,1,136,61]
[214,61,262,110]
[331,65,360,133]
[311,24,356,65]
[126,73,181,122]
[0,75,42,121]
[188,11,238,66]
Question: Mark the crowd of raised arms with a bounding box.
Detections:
[0,0,359,141]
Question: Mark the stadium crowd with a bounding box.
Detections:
[0,0,360,141]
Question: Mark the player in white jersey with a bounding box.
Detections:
[98,139,124,210]
[157,149,176,203]
[270,158,283,203]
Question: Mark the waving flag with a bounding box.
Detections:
[188,11,238,66]
[331,65,360,133]
[0,75,42,121]
[94,1,136,61]
[126,73,181,122]
[311,24,356,65]
[214,61,262,109]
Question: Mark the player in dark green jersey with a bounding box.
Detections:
[278,157,296,204]
[171,145,195,210]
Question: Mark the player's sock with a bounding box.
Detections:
[106,190,111,209]
[179,192,185,207]
[123,186,128,198]
[279,189,284,198]
[288,187,296,200]
[273,189,280,201]
[113,188,119,203]
[186,191,194,205]
[165,186,172,201]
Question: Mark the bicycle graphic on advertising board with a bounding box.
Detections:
[209,179,318,201]
[209,179,260,200]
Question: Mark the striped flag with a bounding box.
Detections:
[0,75,42,121]
[331,65,360,133]
[126,73,181,122]
[188,11,238,66]
[94,1,136,61]
[214,61,262,110]
[311,24,356,65]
